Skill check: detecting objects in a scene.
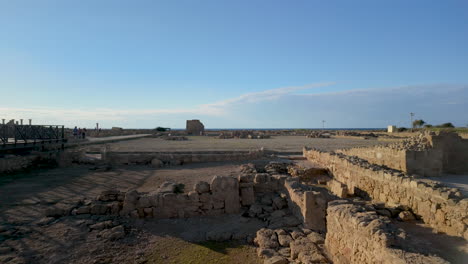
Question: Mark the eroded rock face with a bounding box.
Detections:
[211,176,240,214]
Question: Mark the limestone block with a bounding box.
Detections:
[158,181,177,193]
[238,173,255,183]
[240,187,255,206]
[194,181,210,194]
[188,191,199,202]
[328,179,348,198]
[150,158,163,168]
[254,228,279,249]
[264,256,288,264]
[210,176,240,214]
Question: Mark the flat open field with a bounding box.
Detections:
[107,136,388,152]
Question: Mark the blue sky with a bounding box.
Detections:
[1,0,467,128]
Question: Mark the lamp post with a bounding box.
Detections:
[410,113,415,132]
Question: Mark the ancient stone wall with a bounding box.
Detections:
[186,119,205,135]
[325,200,448,264]
[66,172,287,220]
[304,148,467,239]
[104,149,265,166]
[336,132,468,176]
[283,179,332,231]
[336,146,407,171]
[430,132,468,174]
[0,152,60,174]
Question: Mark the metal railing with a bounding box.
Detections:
[0,123,65,147]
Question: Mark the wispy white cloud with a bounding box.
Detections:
[3,83,466,128]
[202,82,335,108]
[0,82,334,125]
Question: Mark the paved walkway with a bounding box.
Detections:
[66,134,151,147]
[428,174,468,196]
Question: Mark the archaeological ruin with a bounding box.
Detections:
[0,126,467,263]
[186,119,205,135]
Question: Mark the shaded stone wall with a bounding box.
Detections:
[186,120,205,135]
[105,149,265,166]
[325,200,448,264]
[304,148,467,239]
[283,179,332,231]
[336,132,468,176]
[68,173,287,220]
[0,152,60,174]
[431,132,468,174]
[336,146,407,171]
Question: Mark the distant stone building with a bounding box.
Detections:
[186,120,205,135]
[387,125,397,133]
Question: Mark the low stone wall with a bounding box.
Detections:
[104,149,265,166]
[304,148,467,239]
[431,132,468,174]
[283,179,332,232]
[336,146,406,170]
[0,152,60,174]
[336,146,443,177]
[58,171,287,220]
[325,200,448,264]
[336,132,468,176]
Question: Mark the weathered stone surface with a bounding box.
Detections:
[290,237,326,263]
[257,248,277,258]
[249,204,263,217]
[307,232,324,244]
[210,176,240,214]
[254,228,279,249]
[99,225,125,240]
[290,230,304,240]
[186,119,204,135]
[272,197,287,210]
[158,181,177,193]
[277,234,293,247]
[150,158,163,168]
[325,200,448,264]
[194,181,210,194]
[398,210,416,221]
[76,206,90,215]
[238,173,255,183]
[240,187,255,206]
[277,247,290,257]
[264,256,288,264]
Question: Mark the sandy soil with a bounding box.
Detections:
[107,136,388,152]
[0,161,270,264]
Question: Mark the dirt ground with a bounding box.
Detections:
[0,136,465,263]
[107,135,388,152]
[0,160,274,264]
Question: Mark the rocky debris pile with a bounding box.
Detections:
[287,165,330,184]
[306,131,331,138]
[255,227,329,263]
[162,135,188,141]
[325,150,464,201]
[389,132,433,151]
[45,172,291,221]
[239,163,258,174]
[264,162,290,174]
[217,130,271,139]
[335,131,378,138]
[372,203,417,221]
[326,200,449,264]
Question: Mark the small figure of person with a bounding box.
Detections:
[73,126,78,139]
[82,128,87,139]
[78,128,82,139]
